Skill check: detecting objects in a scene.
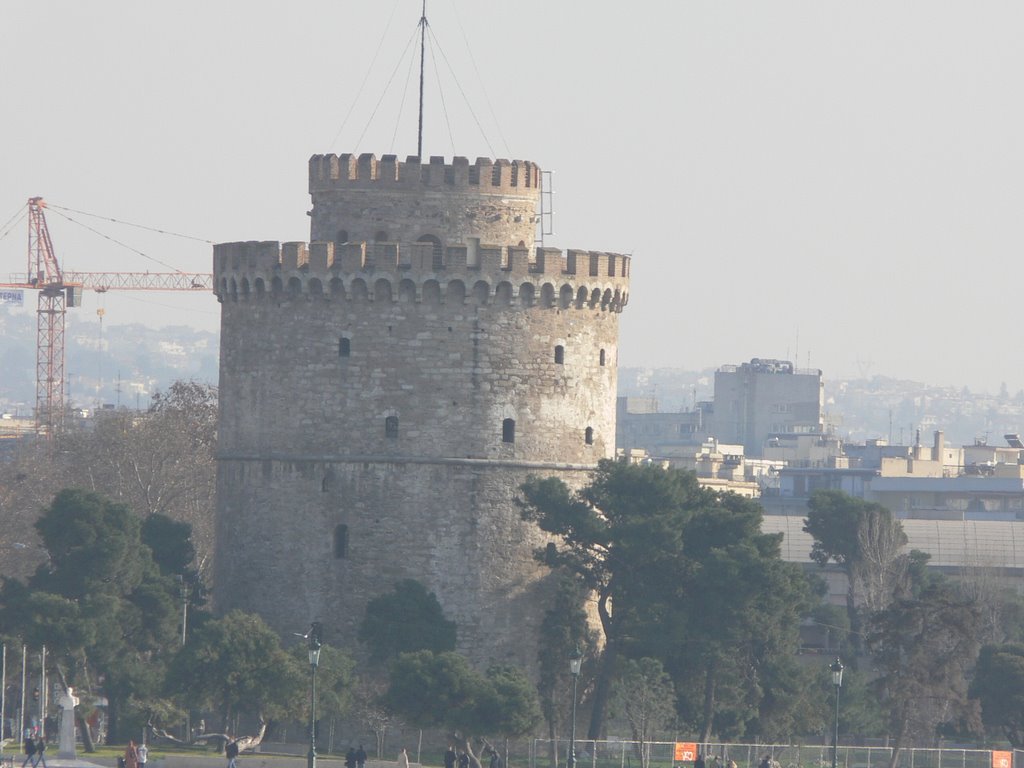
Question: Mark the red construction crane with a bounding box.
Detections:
[0,197,212,437]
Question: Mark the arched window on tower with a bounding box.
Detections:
[585,427,594,445]
[385,416,399,439]
[339,337,351,358]
[417,234,444,270]
[554,345,565,364]
[333,525,349,559]
[335,229,349,245]
[502,418,516,444]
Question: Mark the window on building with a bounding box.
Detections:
[333,524,349,559]
[585,427,594,445]
[599,349,606,366]
[502,418,515,444]
[385,416,399,438]
[417,234,444,269]
[554,345,565,364]
[335,229,349,245]
[374,231,389,242]
[339,337,351,358]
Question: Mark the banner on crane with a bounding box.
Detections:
[0,289,24,306]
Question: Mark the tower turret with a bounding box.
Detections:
[213,152,630,669]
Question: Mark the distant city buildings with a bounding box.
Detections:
[616,357,1024,618]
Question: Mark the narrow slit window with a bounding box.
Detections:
[339,337,351,358]
[599,349,606,366]
[554,345,565,364]
[334,524,349,559]
[585,427,594,445]
[385,415,399,438]
[502,418,516,444]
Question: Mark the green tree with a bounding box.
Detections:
[804,490,908,651]
[867,580,981,768]
[536,573,592,766]
[386,651,540,768]
[359,579,456,664]
[166,609,305,730]
[290,643,356,740]
[970,643,1024,747]
[522,460,812,742]
[666,493,812,742]
[521,459,706,739]
[0,489,183,744]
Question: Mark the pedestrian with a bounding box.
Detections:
[34,738,47,768]
[488,747,503,768]
[20,733,36,768]
[759,756,770,768]
[444,745,457,768]
[138,742,149,768]
[346,748,357,768]
[694,753,705,768]
[458,750,469,768]
[357,744,368,768]
[398,747,410,768]
[124,740,140,768]
[226,738,240,768]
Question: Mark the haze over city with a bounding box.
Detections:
[2,2,1023,393]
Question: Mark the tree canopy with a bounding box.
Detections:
[971,643,1024,747]
[521,459,812,742]
[358,579,456,663]
[386,650,540,768]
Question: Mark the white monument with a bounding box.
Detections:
[57,686,79,759]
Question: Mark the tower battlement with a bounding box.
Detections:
[216,145,629,674]
[213,239,630,311]
[309,153,541,196]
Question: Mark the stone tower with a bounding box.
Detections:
[212,153,630,668]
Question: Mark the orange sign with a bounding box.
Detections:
[992,752,1011,768]
[675,743,698,763]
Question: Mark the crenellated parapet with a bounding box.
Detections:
[309,153,541,197]
[213,239,630,311]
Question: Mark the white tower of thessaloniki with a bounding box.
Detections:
[212,153,630,668]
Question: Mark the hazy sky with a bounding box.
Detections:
[2,2,1022,394]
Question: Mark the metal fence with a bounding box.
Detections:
[531,741,1001,768]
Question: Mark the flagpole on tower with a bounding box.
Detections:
[417,0,427,158]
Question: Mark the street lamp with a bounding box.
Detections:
[568,646,583,768]
[830,657,844,768]
[307,623,322,768]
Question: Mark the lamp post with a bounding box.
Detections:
[307,623,322,768]
[830,657,844,768]
[568,646,583,768]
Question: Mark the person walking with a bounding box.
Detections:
[356,744,367,768]
[124,740,139,768]
[33,738,47,768]
[346,748,357,768]
[138,742,148,768]
[444,745,457,768]
[20,733,36,768]
[398,747,410,768]
[458,750,469,768]
[226,737,240,768]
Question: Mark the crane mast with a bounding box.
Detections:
[28,197,74,437]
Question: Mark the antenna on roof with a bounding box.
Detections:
[417,0,428,159]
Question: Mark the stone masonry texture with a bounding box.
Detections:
[213,153,630,670]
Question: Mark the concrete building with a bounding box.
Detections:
[713,358,824,457]
[212,153,629,667]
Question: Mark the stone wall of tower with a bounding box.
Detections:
[213,154,630,670]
